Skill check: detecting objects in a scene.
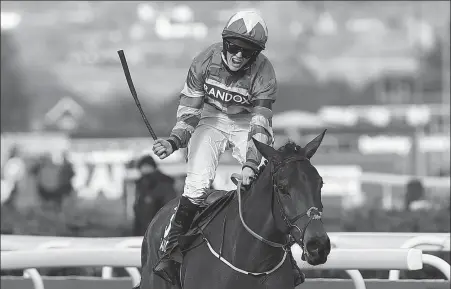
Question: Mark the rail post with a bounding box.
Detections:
[389,235,450,280]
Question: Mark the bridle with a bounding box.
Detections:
[237,155,322,257]
[202,154,323,276]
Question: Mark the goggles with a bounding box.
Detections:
[224,40,259,59]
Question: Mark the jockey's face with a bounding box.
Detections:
[226,50,251,71]
[224,41,256,71]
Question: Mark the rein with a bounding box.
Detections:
[235,177,286,248]
[203,155,322,276]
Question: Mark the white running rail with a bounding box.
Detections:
[388,235,451,280]
[2,233,449,289]
[1,248,424,289]
[3,233,450,251]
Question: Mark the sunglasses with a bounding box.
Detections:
[225,41,259,59]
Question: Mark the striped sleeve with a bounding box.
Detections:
[168,47,212,148]
[249,56,277,102]
[243,58,278,171]
[169,96,203,149]
[243,103,274,173]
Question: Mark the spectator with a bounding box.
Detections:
[404,178,433,211]
[132,154,177,236]
[56,151,75,205]
[30,152,74,211]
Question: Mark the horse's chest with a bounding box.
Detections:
[182,243,293,289]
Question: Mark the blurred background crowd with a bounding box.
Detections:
[1,0,450,279]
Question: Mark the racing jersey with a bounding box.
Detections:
[169,42,278,172]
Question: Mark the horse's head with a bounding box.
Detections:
[252,129,330,265]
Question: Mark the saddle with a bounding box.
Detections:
[202,189,230,207]
[201,173,243,206]
[178,174,244,253]
[177,190,235,252]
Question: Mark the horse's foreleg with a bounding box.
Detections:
[139,263,177,289]
[136,197,181,289]
[139,231,176,289]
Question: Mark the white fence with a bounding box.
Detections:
[2,248,422,289]
[3,232,450,251]
[1,233,450,289]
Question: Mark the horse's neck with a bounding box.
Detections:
[228,167,286,269]
[241,172,277,239]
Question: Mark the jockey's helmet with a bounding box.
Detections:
[222,10,268,51]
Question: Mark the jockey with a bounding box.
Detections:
[152,10,303,286]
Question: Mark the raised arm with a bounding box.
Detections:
[167,53,208,151]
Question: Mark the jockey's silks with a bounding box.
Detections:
[168,42,277,201]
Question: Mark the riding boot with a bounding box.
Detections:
[153,196,200,285]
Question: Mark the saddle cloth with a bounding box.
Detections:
[176,189,236,255]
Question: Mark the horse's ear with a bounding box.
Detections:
[252,137,278,160]
[304,129,327,159]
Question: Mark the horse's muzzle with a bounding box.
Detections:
[303,236,331,265]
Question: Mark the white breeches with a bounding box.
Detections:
[182,108,251,204]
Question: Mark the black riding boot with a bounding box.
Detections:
[153,196,200,285]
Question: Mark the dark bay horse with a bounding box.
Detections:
[136,130,331,289]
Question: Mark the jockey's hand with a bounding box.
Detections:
[152,138,173,160]
[241,167,256,186]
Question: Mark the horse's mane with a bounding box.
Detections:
[254,140,304,180]
[277,140,304,156]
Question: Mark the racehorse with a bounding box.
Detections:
[135,130,331,289]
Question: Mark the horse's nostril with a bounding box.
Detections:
[306,240,321,252]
